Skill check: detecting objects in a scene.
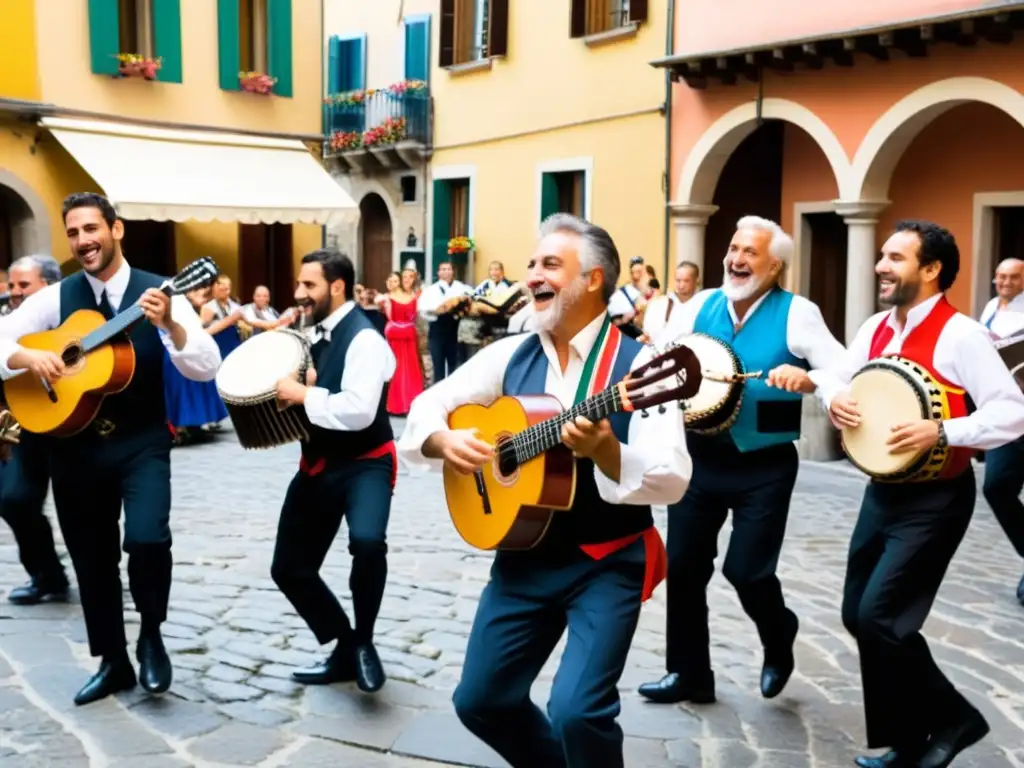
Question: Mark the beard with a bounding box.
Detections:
[878,275,918,307]
[299,293,332,326]
[533,276,587,333]
[78,242,116,276]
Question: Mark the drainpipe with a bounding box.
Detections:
[662,0,676,282]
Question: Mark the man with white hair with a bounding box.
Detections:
[979,257,1024,338]
[399,213,691,767]
[639,215,845,706]
[1,254,69,606]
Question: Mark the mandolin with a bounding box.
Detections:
[3,257,219,437]
[444,343,701,550]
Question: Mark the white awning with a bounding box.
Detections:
[40,117,357,226]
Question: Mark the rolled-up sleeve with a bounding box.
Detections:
[161,295,222,381]
[593,347,692,506]
[304,329,397,431]
[0,285,62,380]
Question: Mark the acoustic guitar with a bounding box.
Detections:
[3,257,219,437]
[444,343,701,550]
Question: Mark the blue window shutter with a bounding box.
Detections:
[404,18,430,82]
[348,35,366,91]
[327,36,342,94]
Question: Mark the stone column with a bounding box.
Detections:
[670,203,719,277]
[835,200,890,345]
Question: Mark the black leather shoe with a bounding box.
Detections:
[1016,573,1024,607]
[854,746,925,767]
[918,711,990,768]
[74,656,136,706]
[637,673,716,704]
[136,631,172,694]
[761,612,799,699]
[354,643,386,693]
[8,576,70,606]
[292,644,356,685]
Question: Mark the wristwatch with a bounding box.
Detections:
[937,421,948,450]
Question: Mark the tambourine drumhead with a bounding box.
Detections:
[682,334,738,414]
[842,364,929,475]
[216,330,307,403]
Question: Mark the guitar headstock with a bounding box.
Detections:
[619,343,702,412]
[163,257,219,296]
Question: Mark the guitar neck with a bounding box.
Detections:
[509,386,624,465]
[82,284,171,353]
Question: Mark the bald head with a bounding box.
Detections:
[995,258,1024,301]
[253,285,271,308]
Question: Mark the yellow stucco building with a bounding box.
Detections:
[426,0,667,285]
[0,0,354,308]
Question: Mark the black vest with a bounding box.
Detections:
[302,307,393,462]
[59,269,167,430]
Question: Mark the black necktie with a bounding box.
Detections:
[311,324,329,366]
[97,289,115,320]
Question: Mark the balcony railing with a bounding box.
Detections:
[323,81,431,170]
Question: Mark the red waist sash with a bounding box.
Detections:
[580,525,667,602]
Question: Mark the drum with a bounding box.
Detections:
[677,333,745,435]
[841,356,952,482]
[216,328,312,450]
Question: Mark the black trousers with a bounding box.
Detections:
[982,434,1024,558]
[49,424,173,657]
[428,322,461,383]
[841,471,978,749]
[0,433,64,582]
[665,440,799,682]
[271,453,393,647]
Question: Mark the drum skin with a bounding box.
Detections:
[677,333,744,435]
[842,357,952,482]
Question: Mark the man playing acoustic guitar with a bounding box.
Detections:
[0,192,222,706]
[398,214,691,768]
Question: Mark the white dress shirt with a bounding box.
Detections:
[642,293,687,343]
[979,293,1024,339]
[607,284,643,318]
[0,260,221,381]
[661,287,847,375]
[303,301,397,431]
[418,279,473,322]
[813,293,1024,450]
[242,303,280,323]
[507,302,537,334]
[398,312,692,506]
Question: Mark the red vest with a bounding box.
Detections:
[868,296,974,479]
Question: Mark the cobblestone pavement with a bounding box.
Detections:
[1,421,1023,767]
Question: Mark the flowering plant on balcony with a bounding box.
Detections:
[115,53,162,80]
[328,130,362,152]
[448,236,475,255]
[363,117,407,148]
[239,72,277,94]
[386,80,428,96]
[324,89,375,107]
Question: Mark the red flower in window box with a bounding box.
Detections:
[362,117,407,148]
[328,130,363,152]
[115,53,162,80]
[239,72,277,95]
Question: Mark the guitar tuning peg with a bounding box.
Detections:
[658,405,667,414]
[640,409,650,418]
[678,402,686,411]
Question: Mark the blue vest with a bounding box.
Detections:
[303,307,393,462]
[59,268,167,431]
[501,332,653,557]
[692,288,807,453]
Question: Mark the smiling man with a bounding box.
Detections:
[398,213,690,768]
[639,215,845,707]
[814,220,1024,768]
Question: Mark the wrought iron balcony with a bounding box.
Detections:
[323,82,432,172]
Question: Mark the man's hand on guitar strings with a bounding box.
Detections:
[561,416,621,481]
[139,288,173,330]
[426,429,494,475]
[8,347,65,385]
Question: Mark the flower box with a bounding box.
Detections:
[239,72,277,95]
[115,54,162,80]
[447,236,475,256]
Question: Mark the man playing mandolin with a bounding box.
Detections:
[0,192,222,706]
[398,213,691,768]
[815,220,1024,768]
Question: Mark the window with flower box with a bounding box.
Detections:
[570,0,648,38]
[217,0,292,96]
[439,0,508,68]
[433,178,472,281]
[88,0,182,82]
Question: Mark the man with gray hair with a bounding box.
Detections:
[398,213,691,767]
[640,215,845,706]
[1,253,69,606]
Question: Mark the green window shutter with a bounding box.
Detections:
[217,0,240,90]
[152,0,183,83]
[432,179,452,269]
[540,173,560,221]
[341,35,366,91]
[404,18,430,82]
[88,0,120,75]
[267,0,293,97]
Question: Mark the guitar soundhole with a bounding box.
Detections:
[493,433,520,486]
[61,342,84,369]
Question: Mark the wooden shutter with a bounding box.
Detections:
[540,174,559,221]
[88,0,121,75]
[488,0,509,57]
[629,0,649,23]
[569,0,586,38]
[432,179,452,268]
[348,35,366,91]
[439,0,455,67]
[267,0,293,97]
[404,17,431,82]
[217,0,241,90]
[152,0,182,83]
[327,36,341,94]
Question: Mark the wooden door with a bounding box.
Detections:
[806,212,848,342]
[120,220,176,277]
[0,206,12,270]
[239,223,295,311]
[360,193,393,293]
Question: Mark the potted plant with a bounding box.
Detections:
[328,130,362,152]
[115,53,162,80]
[239,72,277,95]
[363,117,407,148]
[447,236,474,256]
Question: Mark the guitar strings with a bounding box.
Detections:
[504,387,621,466]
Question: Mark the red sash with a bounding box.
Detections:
[300,440,399,492]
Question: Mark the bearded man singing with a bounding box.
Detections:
[398,214,690,767]
[272,249,397,694]
[639,215,845,706]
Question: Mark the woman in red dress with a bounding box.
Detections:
[380,269,424,415]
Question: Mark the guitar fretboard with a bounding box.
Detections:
[82,304,145,353]
[507,387,623,465]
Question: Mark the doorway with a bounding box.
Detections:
[239,223,295,311]
[803,211,848,341]
[991,206,1024,299]
[0,183,38,269]
[360,193,393,293]
[120,220,177,276]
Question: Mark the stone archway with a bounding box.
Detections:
[850,77,1024,202]
[0,173,52,268]
[359,193,393,293]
